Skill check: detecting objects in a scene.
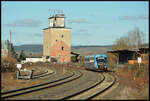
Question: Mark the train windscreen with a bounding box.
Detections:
[96,57,106,63]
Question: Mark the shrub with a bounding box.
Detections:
[1,55,17,72]
[78,56,85,67]
[71,56,76,62]
[127,64,149,77]
[18,50,26,61]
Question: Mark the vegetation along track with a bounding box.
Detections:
[1,69,83,99]
[63,72,117,100]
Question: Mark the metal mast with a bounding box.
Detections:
[9,30,12,53]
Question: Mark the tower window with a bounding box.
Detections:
[61,35,64,38]
[61,46,64,51]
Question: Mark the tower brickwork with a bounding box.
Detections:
[43,14,71,63]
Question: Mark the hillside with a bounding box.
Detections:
[71,45,112,56]
[14,44,43,53]
[14,44,112,56]
[14,43,148,56]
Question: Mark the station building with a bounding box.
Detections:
[107,47,149,64]
[43,14,71,63]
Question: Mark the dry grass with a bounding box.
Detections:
[115,64,149,99]
[1,55,17,72]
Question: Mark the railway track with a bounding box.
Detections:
[62,72,117,100]
[32,69,55,79]
[1,69,82,99]
[2,69,118,100]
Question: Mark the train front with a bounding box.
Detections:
[94,55,108,71]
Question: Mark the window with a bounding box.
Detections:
[56,39,57,42]
[61,35,64,38]
[61,46,64,51]
[46,56,49,59]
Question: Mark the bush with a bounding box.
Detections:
[122,64,149,77]
[71,56,76,62]
[78,56,85,67]
[1,55,17,72]
[106,53,118,65]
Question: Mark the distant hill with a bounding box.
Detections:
[14,44,43,53]
[14,43,148,56]
[71,45,112,56]
[14,44,112,56]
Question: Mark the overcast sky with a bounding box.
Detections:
[1,1,149,46]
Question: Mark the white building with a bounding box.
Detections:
[21,57,50,63]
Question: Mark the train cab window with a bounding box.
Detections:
[96,57,105,63]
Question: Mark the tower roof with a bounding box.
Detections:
[48,14,65,19]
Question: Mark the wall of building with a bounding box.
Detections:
[26,58,44,62]
[51,40,70,63]
[43,28,51,57]
[49,16,65,28]
[43,28,71,63]
[50,28,71,48]
[21,58,49,63]
[55,17,65,27]
[50,28,71,63]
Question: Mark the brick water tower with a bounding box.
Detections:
[43,13,71,63]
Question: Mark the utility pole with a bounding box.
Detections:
[10,30,11,44]
[9,30,12,54]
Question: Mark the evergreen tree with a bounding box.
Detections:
[19,50,26,60]
[8,43,16,57]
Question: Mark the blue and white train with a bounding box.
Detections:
[84,54,108,71]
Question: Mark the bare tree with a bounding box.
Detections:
[112,36,130,50]
[112,27,146,51]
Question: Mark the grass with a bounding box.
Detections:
[113,63,149,100]
[1,55,17,72]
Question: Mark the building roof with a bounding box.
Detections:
[43,27,71,30]
[108,49,134,53]
[71,51,80,56]
[48,14,66,19]
[107,47,149,54]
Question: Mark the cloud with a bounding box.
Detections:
[79,33,91,36]
[89,14,95,17]
[73,32,91,36]
[5,19,42,27]
[34,33,42,37]
[22,32,42,38]
[14,41,25,46]
[77,29,88,32]
[68,18,88,24]
[119,15,148,20]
